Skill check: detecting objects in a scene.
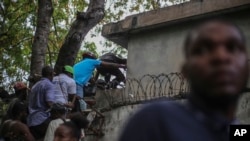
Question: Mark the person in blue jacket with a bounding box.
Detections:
[73,52,126,110]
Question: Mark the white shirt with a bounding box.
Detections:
[44,118,68,141]
[44,118,85,141]
[53,73,76,104]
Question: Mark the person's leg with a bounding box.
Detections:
[76,84,84,98]
[113,56,127,64]
[110,68,126,88]
[79,99,87,111]
[104,73,111,83]
[110,68,125,82]
[76,84,87,111]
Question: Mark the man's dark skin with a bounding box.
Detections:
[183,20,249,121]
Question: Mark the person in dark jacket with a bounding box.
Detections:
[119,19,249,141]
[96,53,127,88]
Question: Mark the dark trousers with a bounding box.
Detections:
[29,118,51,140]
[97,67,125,83]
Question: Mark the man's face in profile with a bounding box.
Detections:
[185,21,248,98]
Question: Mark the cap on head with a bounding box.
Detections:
[13,82,27,91]
[82,52,97,59]
[64,65,74,75]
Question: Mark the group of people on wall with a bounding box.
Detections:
[0,52,127,141]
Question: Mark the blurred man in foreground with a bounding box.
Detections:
[119,20,249,141]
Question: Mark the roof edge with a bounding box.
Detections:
[102,0,250,48]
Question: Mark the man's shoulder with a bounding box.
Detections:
[53,76,59,81]
[132,100,186,120]
[60,74,74,81]
[74,59,100,67]
[86,58,101,64]
[59,74,76,85]
[119,100,188,141]
[143,100,183,111]
[49,118,64,126]
[43,80,54,90]
[36,78,52,85]
[32,78,54,92]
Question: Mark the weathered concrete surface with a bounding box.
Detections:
[127,10,250,78]
[84,89,187,141]
[237,93,250,124]
[84,89,141,141]
[102,0,250,48]
[85,104,140,141]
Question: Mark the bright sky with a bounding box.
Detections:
[82,0,175,55]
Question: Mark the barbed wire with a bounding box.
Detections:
[101,72,190,110]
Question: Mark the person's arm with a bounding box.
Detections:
[94,71,100,82]
[65,80,77,108]
[100,61,126,69]
[65,94,76,108]
[44,120,56,141]
[45,82,55,107]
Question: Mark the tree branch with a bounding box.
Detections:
[52,15,59,42]
[30,0,53,85]
[54,0,105,74]
[47,45,53,66]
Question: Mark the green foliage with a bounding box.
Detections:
[0,100,9,117]
[0,0,189,90]
[0,0,36,90]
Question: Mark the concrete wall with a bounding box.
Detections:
[84,89,187,141]
[127,10,250,79]
[88,3,250,141]
[84,89,141,141]
[84,104,140,141]
[237,93,250,124]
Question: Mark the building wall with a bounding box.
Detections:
[127,10,250,79]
